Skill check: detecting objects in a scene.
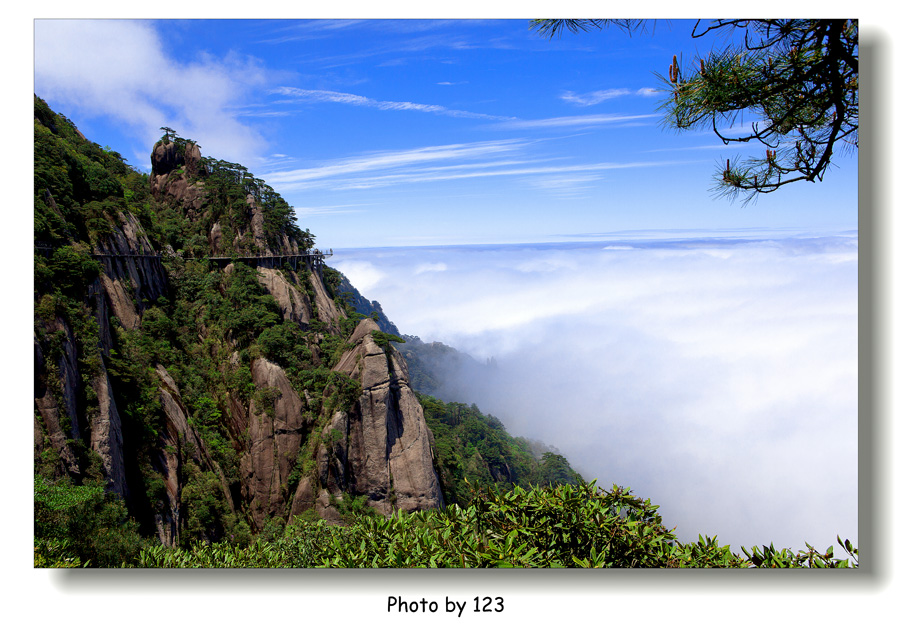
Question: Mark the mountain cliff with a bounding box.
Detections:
[34,96,442,550]
[34,96,589,568]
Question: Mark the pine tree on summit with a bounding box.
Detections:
[159,126,177,142]
[531,19,858,203]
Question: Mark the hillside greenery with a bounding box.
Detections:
[418,394,580,506]
[135,482,857,568]
[34,95,359,559]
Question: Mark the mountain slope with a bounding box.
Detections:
[33,96,442,554]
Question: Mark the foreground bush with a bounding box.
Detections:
[34,476,144,567]
[135,482,858,568]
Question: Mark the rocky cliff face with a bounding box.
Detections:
[290,319,444,521]
[240,357,311,528]
[149,139,206,215]
[333,273,402,336]
[34,105,444,546]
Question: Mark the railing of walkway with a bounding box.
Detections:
[36,243,333,270]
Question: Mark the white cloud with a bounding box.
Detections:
[332,260,385,292]
[262,139,530,189]
[332,234,858,552]
[317,160,685,191]
[414,262,448,274]
[496,113,659,130]
[273,86,512,120]
[526,173,606,196]
[559,88,660,106]
[34,19,270,167]
[292,204,368,217]
[258,19,369,44]
[263,136,689,192]
[560,88,633,106]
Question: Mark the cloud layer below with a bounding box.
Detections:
[332,233,858,552]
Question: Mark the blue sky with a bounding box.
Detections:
[33,18,858,248]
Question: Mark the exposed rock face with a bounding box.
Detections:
[232,193,302,257]
[149,140,206,214]
[241,358,311,529]
[279,233,301,255]
[307,267,343,327]
[33,334,80,478]
[35,117,448,545]
[50,318,81,439]
[209,222,224,256]
[90,366,128,498]
[148,140,302,259]
[33,317,83,480]
[34,310,128,497]
[255,267,313,326]
[255,264,343,329]
[92,211,168,330]
[300,319,444,517]
[153,365,241,546]
[247,195,269,254]
[150,139,204,179]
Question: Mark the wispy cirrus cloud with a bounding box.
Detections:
[642,143,757,153]
[494,113,659,130]
[256,19,369,44]
[263,139,529,188]
[292,203,370,217]
[560,87,662,106]
[526,173,608,198]
[560,88,631,105]
[273,86,513,121]
[259,19,474,46]
[263,135,691,192]
[323,160,686,191]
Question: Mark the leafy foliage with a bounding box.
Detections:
[134,481,858,568]
[34,476,144,567]
[33,96,337,561]
[531,19,858,201]
[371,330,405,350]
[198,152,310,251]
[419,394,581,506]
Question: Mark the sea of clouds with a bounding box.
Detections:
[331,232,858,553]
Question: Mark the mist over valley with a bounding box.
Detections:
[332,232,858,552]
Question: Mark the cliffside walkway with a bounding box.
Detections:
[204,250,333,270]
[36,242,333,270]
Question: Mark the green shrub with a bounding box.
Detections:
[34,476,143,567]
[129,481,859,568]
[47,245,101,294]
[371,331,405,350]
[180,462,231,545]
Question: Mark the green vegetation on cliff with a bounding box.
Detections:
[419,394,580,506]
[34,95,362,561]
[136,482,858,568]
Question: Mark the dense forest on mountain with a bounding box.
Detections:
[417,394,580,506]
[33,96,856,568]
